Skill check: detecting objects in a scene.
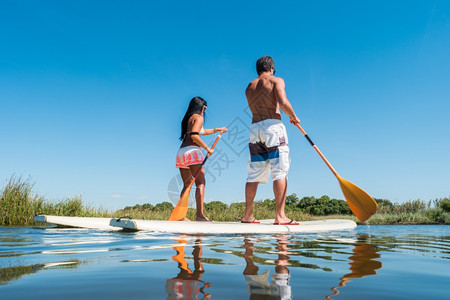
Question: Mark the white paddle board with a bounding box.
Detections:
[33,215,120,231]
[109,218,357,234]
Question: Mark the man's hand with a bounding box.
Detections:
[290,115,300,125]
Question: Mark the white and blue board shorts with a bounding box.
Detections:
[247,119,290,183]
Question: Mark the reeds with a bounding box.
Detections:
[0,176,41,226]
[0,176,112,226]
[367,198,450,224]
[1,176,449,226]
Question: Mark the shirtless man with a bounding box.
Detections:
[241,56,300,225]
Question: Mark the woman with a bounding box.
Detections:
[176,96,227,221]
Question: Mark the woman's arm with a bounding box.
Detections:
[202,127,228,135]
[191,135,212,153]
[189,115,214,154]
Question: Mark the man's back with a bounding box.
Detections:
[246,76,282,124]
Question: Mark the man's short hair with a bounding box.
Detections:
[256,56,275,75]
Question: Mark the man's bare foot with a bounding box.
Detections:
[241,215,258,223]
[241,218,260,224]
[273,219,299,225]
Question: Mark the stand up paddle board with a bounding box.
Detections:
[33,215,120,231]
[109,218,357,234]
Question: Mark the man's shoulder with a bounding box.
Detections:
[271,76,285,89]
[245,78,259,93]
[247,76,282,86]
[247,77,260,86]
[271,76,285,84]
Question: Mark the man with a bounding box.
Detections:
[241,56,300,225]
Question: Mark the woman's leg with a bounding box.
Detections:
[188,164,211,221]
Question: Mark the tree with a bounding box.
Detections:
[256,198,275,210]
[440,198,450,212]
[295,195,351,215]
[153,202,173,211]
[286,193,299,206]
[142,203,154,210]
[205,201,228,211]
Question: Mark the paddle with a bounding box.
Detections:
[169,132,223,221]
[295,124,378,222]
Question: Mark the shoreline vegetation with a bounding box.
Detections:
[1,176,449,226]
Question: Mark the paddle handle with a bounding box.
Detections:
[205,131,223,160]
[295,124,339,177]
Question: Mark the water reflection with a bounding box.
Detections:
[166,235,296,299]
[2,226,448,299]
[0,260,80,286]
[243,236,292,300]
[166,237,211,299]
[326,235,382,299]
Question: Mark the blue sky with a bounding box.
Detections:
[1,1,449,210]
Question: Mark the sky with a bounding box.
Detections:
[1,0,449,211]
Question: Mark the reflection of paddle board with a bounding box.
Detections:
[33,215,120,230]
[109,218,357,234]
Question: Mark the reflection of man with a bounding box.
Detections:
[166,238,211,300]
[243,237,292,300]
[242,56,300,225]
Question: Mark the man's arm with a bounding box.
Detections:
[274,77,300,124]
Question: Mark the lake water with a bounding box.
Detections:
[0,225,449,299]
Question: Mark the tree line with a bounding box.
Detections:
[123,194,450,216]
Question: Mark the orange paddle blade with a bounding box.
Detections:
[336,175,378,222]
[171,238,191,272]
[168,178,194,221]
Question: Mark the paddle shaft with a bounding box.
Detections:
[190,132,223,179]
[295,124,339,177]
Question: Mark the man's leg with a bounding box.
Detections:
[243,238,259,275]
[242,182,259,222]
[273,177,290,224]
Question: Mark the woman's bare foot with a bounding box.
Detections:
[196,216,213,222]
[178,217,191,221]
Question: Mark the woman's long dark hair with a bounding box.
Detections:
[180,96,207,140]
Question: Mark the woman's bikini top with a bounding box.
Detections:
[185,127,204,136]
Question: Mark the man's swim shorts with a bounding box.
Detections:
[247,119,290,183]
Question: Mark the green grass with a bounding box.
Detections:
[1,176,449,226]
[366,210,450,225]
[0,176,112,226]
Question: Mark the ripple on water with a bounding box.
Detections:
[0,225,449,299]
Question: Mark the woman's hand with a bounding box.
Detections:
[206,147,214,155]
